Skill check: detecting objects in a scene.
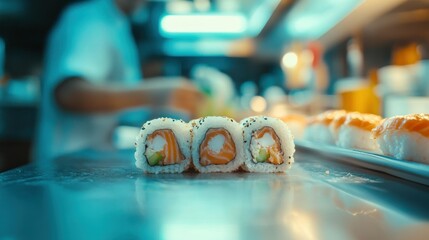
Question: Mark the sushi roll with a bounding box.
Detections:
[372,114,429,163]
[304,110,347,144]
[337,112,382,152]
[241,116,295,173]
[191,116,244,173]
[135,118,191,174]
[280,114,307,140]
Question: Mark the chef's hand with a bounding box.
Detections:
[142,77,204,118]
[167,80,204,118]
[54,76,204,115]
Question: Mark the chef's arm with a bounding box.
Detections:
[55,77,203,114]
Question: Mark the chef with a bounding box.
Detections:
[35,0,203,162]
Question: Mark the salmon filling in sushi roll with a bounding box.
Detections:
[372,114,429,164]
[135,118,191,174]
[191,117,244,173]
[337,112,382,152]
[145,129,185,166]
[242,116,295,173]
[199,128,237,166]
[250,127,283,165]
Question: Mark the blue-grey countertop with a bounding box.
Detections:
[1,149,429,240]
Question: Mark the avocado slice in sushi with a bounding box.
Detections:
[255,148,270,163]
[148,152,163,166]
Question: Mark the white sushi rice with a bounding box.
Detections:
[376,130,429,164]
[329,124,341,144]
[241,116,295,173]
[135,118,191,174]
[304,123,335,144]
[337,125,381,153]
[191,116,244,173]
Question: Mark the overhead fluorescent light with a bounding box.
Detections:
[160,14,247,36]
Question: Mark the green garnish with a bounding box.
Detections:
[256,149,270,162]
[148,152,163,166]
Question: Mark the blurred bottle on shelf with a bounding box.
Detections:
[347,37,364,78]
[336,37,377,114]
[281,41,329,114]
[392,42,421,66]
[336,70,381,115]
[380,42,429,117]
[383,42,421,97]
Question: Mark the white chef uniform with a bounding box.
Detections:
[35,0,142,163]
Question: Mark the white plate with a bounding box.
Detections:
[296,140,429,186]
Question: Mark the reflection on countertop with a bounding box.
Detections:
[1,149,429,240]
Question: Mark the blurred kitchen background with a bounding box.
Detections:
[1,0,429,171]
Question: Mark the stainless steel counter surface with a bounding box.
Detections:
[1,149,429,240]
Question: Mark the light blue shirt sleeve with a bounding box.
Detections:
[36,0,145,163]
[55,7,112,84]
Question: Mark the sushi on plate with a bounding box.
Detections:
[329,112,349,143]
[304,110,347,144]
[337,112,382,152]
[372,113,429,163]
